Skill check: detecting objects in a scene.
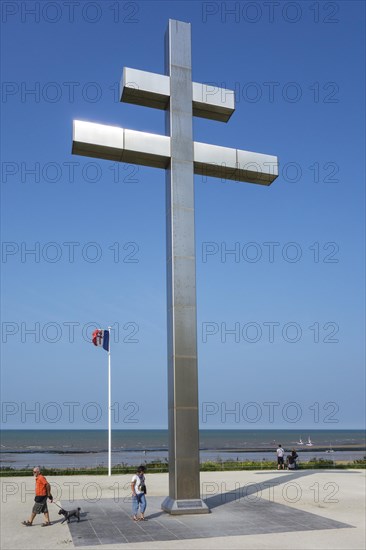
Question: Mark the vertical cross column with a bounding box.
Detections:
[162,20,208,514]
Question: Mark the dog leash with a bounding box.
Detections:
[52,501,63,509]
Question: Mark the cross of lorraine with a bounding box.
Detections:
[72,19,278,515]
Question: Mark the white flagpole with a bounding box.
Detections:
[108,326,112,477]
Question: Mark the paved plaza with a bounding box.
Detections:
[1,469,365,549]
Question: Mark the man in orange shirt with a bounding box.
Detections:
[22,467,53,526]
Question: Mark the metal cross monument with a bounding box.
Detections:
[72,19,278,515]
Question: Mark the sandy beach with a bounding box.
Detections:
[1,469,365,549]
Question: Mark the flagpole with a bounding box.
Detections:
[108,326,112,477]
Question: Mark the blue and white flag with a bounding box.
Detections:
[92,329,110,352]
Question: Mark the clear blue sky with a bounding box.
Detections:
[1,1,365,430]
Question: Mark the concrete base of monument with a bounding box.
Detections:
[161,496,210,514]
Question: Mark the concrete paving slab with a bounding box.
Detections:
[1,469,365,549]
[64,494,352,546]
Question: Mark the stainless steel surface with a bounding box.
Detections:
[121,68,234,122]
[124,129,170,168]
[121,67,170,110]
[236,148,278,184]
[194,141,278,185]
[72,18,279,515]
[192,82,235,122]
[72,120,124,161]
[73,122,170,168]
[73,121,277,184]
[194,141,237,180]
[163,19,207,513]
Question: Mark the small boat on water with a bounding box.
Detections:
[325,443,334,453]
[306,436,313,447]
[296,437,304,445]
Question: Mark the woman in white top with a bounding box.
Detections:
[131,465,147,521]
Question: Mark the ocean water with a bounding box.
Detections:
[1,429,365,469]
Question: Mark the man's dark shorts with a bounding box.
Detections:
[32,497,48,514]
[277,457,284,465]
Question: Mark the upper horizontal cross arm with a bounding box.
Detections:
[121,68,235,122]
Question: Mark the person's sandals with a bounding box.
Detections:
[133,516,139,521]
[21,521,32,526]
[41,522,51,527]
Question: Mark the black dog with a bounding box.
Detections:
[58,507,81,524]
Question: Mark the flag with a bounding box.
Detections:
[92,329,110,352]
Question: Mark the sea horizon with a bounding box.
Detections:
[2,427,365,431]
[1,428,364,469]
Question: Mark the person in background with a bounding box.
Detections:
[22,467,53,526]
[291,448,299,469]
[286,448,299,470]
[131,465,147,521]
[276,444,285,470]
